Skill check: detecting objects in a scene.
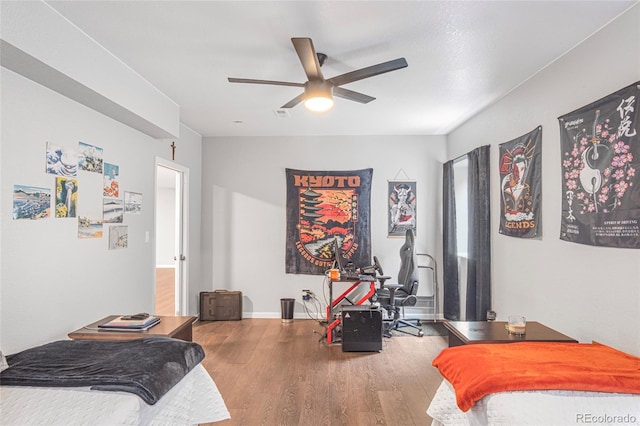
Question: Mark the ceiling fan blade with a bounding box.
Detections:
[327,58,408,87]
[291,37,324,81]
[228,77,304,88]
[333,87,375,104]
[281,93,306,109]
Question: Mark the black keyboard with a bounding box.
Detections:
[340,271,375,281]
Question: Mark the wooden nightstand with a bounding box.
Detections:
[444,321,577,347]
[68,315,197,342]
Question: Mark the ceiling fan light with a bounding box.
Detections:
[304,81,334,113]
[305,95,334,112]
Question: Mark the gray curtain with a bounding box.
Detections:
[466,145,492,320]
[442,146,492,321]
[442,160,460,320]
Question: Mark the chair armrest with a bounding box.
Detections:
[376,275,392,287]
[384,283,403,290]
[382,283,403,304]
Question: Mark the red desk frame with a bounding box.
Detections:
[326,279,376,344]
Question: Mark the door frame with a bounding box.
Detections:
[155,157,190,316]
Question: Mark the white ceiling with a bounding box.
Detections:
[46,0,637,138]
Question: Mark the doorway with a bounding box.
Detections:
[155,158,189,316]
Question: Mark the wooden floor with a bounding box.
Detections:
[155,267,175,316]
[194,318,448,426]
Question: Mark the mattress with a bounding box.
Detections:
[428,379,640,426]
[0,364,231,425]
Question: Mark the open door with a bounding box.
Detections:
[155,158,189,316]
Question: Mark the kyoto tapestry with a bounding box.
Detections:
[558,81,640,249]
[498,126,542,238]
[285,168,373,275]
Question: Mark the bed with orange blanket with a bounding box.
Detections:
[427,342,640,425]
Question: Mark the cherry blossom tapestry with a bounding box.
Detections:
[558,81,640,248]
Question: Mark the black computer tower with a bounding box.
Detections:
[341,305,382,352]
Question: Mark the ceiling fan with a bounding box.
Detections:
[227,37,408,112]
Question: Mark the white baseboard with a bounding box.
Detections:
[236,310,443,321]
[241,312,324,319]
[196,311,444,321]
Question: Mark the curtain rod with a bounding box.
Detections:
[452,153,468,164]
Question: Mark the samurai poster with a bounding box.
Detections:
[388,181,417,237]
[558,81,640,249]
[285,168,373,275]
[498,126,542,238]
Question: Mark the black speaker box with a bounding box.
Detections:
[341,305,382,352]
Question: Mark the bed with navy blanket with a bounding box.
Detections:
[0,337,230,425]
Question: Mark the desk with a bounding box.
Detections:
[444,321,577,347]
[326,276,376,344]
[68,315,197,342]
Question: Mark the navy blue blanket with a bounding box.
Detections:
[0,337,204,405]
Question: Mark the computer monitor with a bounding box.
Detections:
[332,239,354,272]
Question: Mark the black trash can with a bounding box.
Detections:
[280,298,295,323]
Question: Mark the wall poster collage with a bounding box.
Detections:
[558,81,639,249]
[12,140,143,250]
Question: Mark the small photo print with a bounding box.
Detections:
[13,185,51,220]
[124,191,142,214]
[78,215,103,239]
[109,225,128,250]
[103,198,124,223]
[46,142,77,177]
[103,163,120,198]
[78,141,104,173]
[55,177,78,218]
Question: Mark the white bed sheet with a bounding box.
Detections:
[428,379,640,426]
[0,364,231,425]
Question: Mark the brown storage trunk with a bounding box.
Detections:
[200,290,242,321]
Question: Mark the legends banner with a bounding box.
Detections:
[558,81,640,249]
[285,168,373,275]
[499,126,542,238]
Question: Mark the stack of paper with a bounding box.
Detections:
[98,315,161,331]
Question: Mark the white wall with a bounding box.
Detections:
[1,0,180,138]
[2,0,637,358]
[155,187,177,267]
[0,69,204,354]
[447,5,640,355]
[201,136,447,317]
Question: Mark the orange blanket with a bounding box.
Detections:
[432,342,640,412]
